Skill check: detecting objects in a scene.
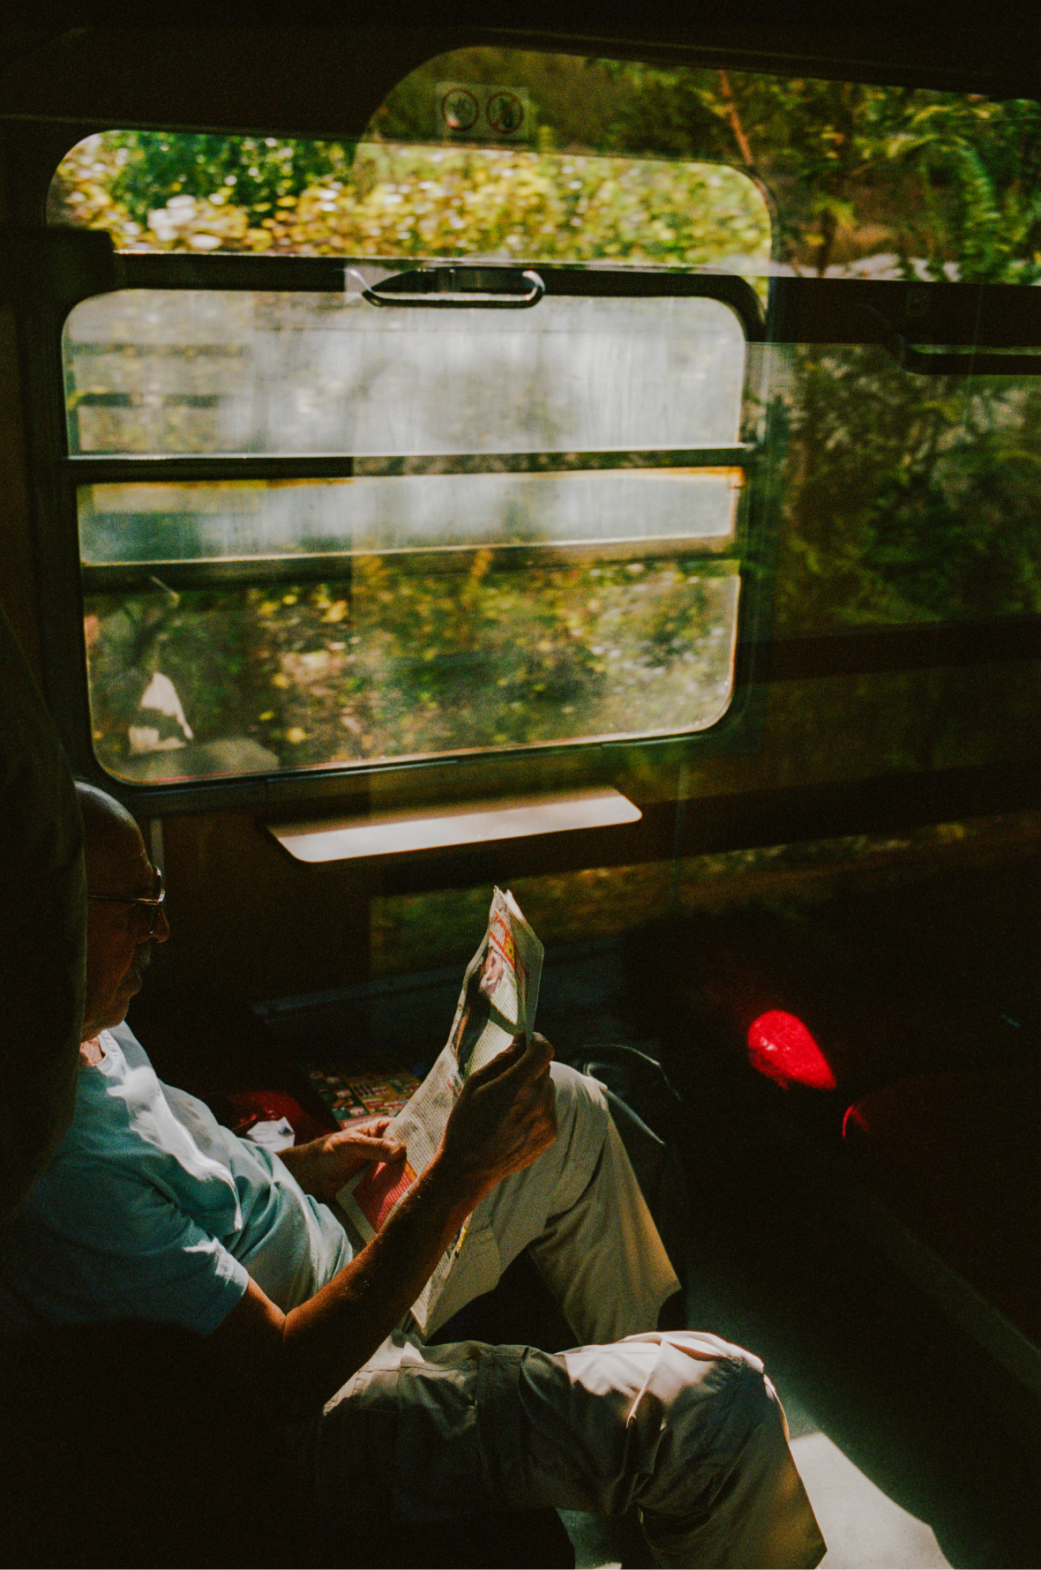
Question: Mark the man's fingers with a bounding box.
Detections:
[371,1135,406,1160]
[349,1116,394,1139]
[344,1132,406,1161]
[440,1030,558,1189]
[462,1034,526,1089]
[381,1137,407,1161]
[496,1032,554,1091]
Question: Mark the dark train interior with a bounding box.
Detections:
[0,4,1038,1566]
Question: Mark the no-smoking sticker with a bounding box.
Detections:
[440,87,479,134]
[438,83,530,141]
[486,92,524,135]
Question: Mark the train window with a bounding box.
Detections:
[52,130,768,785]
[43,50,1041,804]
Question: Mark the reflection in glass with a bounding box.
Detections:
[765,342,1041,631]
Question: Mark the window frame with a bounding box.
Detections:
[17,212,1041,831]
[28,232,778,813]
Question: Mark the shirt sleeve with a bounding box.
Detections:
[13,1155,250,1336]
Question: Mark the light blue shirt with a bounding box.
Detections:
[0,1022,353,1335]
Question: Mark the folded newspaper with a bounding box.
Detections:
[336,888,544,1332]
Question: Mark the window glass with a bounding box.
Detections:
[50,138,771,274]
[55,108,760,780]
[79,474,740,562]
[65,290,746,456]
[69,275,748,778]
[768,346,1041,630]
[85,568,739,778]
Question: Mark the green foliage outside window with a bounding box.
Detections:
[772,350,1041,633]
[50,134,769,273]
[49,59,1041,282]
[600,64,1041,281]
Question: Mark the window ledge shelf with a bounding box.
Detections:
[267,787,641,863]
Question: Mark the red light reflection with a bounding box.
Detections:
[747,1010,837,1091]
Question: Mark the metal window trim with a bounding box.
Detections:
[767,275,1041,360]
[71,252,766,341]
[66,447,753,481]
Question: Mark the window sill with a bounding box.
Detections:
[267,787,640,863]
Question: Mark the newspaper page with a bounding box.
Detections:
[336,888,543,1330]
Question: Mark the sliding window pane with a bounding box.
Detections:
[65,290,746,457]
[85,564,739,781]
[78,472,741,564]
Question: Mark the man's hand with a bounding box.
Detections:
[212,1039,557,1416]
[438,1032,557,1201]
[279,1118,406,1205]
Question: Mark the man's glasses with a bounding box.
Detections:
[87,868,166,935]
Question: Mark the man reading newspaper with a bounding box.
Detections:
[0,786,825,1569]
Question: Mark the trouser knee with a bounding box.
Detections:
[549,1060,611,1134]
[617,1342,781,1515]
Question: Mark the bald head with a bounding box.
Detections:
[76,782,140,873]
[76,783,167,1042]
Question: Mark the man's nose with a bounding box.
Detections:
[144,906,170,944]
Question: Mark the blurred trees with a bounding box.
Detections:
[50,53,1041,281]
[601,64,1041,281]
[772,351,1041,633]
[50,134,769,271]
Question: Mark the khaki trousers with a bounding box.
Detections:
[294,1064,826,1569]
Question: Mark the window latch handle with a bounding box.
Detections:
[361,266,545,309]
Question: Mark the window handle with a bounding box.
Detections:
[360,266,545,309]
